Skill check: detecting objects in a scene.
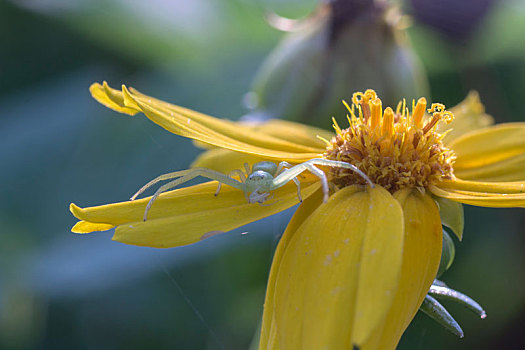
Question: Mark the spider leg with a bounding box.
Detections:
[249,187,270,204]
[271,162,329,202]
[241,163,252,201]
[271,158,373,203]
[215,169,246,196]
[257,193,275,206]
[302,163,329,202]
[248,188,257,203]
[131,169,196,200]
[242,184,249,202]
[144,173,200,221]
[276,161,303,201]
[276,161,293,176]
[243,163,251,176]
[292,177,302,202]
[306,158,374,187]
[141,168,243,221]
[248,187,261,203]
[230,169,247,181]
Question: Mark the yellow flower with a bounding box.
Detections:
[70,82,525,349]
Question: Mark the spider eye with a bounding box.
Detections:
[248,170,272,182]
[252,161,278,175]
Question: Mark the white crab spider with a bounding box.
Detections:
[131,158,374,221]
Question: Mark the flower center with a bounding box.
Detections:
[323,89,456,193]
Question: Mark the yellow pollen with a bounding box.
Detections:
[324,89,456,193]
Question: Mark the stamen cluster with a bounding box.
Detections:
[324,89,456,192]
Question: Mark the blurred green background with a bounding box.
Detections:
[1,0,524,349]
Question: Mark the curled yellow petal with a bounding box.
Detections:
[127,88,333,149]
[89,82,139,115]
[90,82,323,161]
[71,181,319,248]
[260,185,405,349]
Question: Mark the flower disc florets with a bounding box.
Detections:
[324,89,456,192]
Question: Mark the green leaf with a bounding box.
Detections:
[434,196,464,241]
[437,229,455,278]
[429,283,487,319]
[420,295,464,338]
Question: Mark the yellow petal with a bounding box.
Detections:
[191,148,267,173]
[432,178,525,208]
[259,188,325,350]
[439,91,493,144]
[249,119,333,150]
[72,221,114,233]
[450,123,525,181]
[260,185,405,349]
[430,183,525,208]
[191,119,333,152]
[71,181,319,248]
[351,186,405,346]
[372,189,443,349]
[89,82,139,115]
[453,152,525,182]
[90,82,323,161]
[439,178,525,194]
